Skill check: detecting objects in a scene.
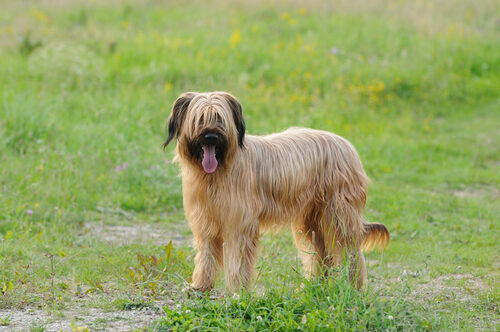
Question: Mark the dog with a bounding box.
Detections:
[163,91,389,292]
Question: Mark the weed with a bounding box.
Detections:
[18,31,42,55]
[29,319,47,332]
[114,298,154,311]
[0,314,11,326]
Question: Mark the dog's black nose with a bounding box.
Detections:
[204,133,218,141]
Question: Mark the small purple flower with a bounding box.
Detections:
[151,164,159,170]
[164,159,170,165]
[115,162,130,172]
[330,47,339,55]
[27,209,33,215]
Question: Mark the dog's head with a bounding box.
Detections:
[163,91,245,173]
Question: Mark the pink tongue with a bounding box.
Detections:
[202,145,218,173]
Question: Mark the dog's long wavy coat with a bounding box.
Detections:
[163,91,389,292]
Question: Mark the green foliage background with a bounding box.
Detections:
[0,0,498,330]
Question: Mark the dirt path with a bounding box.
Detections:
[0,305,165,331]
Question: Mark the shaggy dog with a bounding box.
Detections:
[163,91,389,292]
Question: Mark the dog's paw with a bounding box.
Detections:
[184,285,211,298]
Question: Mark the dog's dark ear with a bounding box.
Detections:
[163,92,195,149]
[224,94,245,147]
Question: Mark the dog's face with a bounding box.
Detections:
[163,92,245,173]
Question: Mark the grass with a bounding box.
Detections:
[159,275,431,331]
[0,0,499,330]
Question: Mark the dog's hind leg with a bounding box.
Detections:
[327,244,367,290]
[223,221,259,292]
[299,204,368,289]
[291,218,327,278]
[352,248,367,289]
[191,233,223,292]
[321,209,368,290]
[291,222,316,278]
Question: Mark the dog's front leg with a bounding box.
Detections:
[223,222,259,292]
[191,232,223,292]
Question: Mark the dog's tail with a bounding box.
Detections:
[361,221,390,252]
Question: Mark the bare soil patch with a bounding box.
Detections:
[83,221,190,247]
[0,305,165,332]
[450,186,500,199]
[411,273,488,303]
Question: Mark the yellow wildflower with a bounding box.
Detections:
[229,30,241,48]
[30,9,49,23]
[280,12,290,20]
[164,81,173,93]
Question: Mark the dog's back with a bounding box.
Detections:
[240,128,367,219]
[245,127,368,188]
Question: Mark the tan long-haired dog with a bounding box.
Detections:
[163,91,389,292]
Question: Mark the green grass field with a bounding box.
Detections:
[1,0,499,330]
